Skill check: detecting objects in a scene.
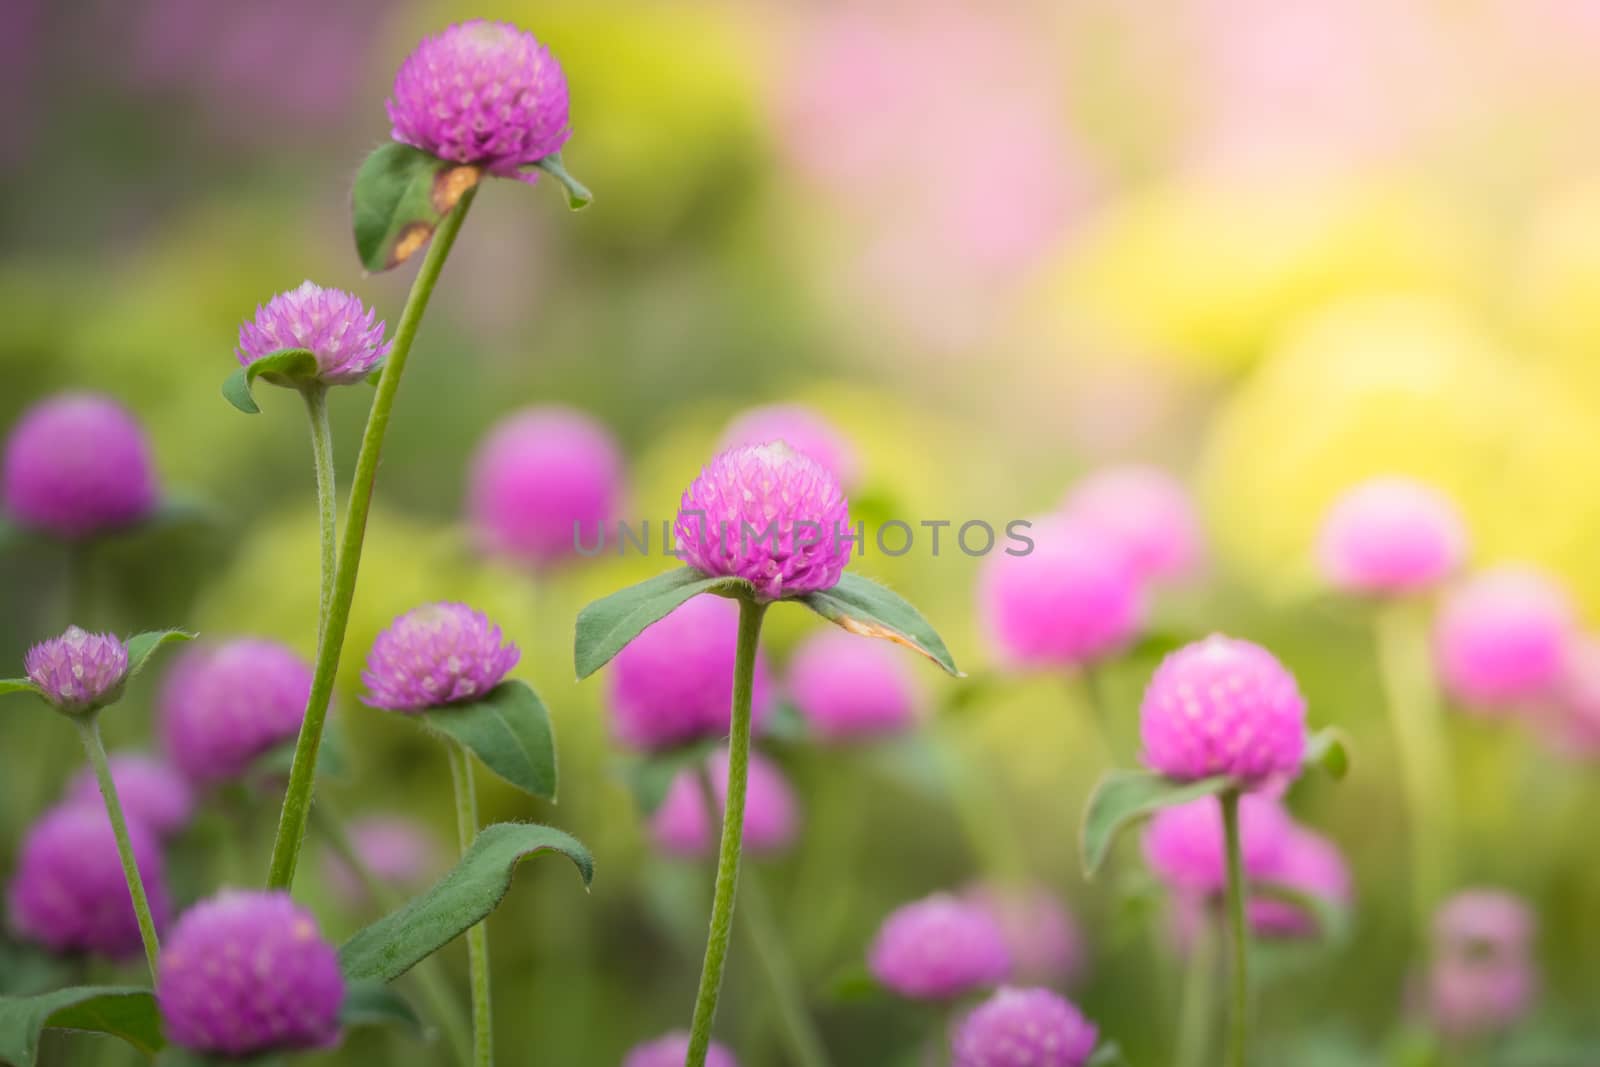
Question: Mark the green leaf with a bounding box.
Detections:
[0,987,163,1065]
[530,153,593,210]
[1086,1042,1130,1067]
[0,680,42,699]
[337,980,422,1038]
[340,822,594,983]
[1304,726,1352,781]
[124,629,195,680]
[801,573,961,676]
[1081,770,1234,877]
[618,738,722,815]
[574,568,749,679]
[425,681,557,800]
[221,349,319,415]
[352,143,482,272]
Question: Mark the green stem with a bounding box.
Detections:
[310,803,474,1067]
[686,597,767,1067]
[448,744,492,1067]
[1174,903,1218,1067]
[1221,790,1250,1067]
[300,385,336,646]
[1374,600,1454,938]
[74,715,161,980]
[266,186,478,890]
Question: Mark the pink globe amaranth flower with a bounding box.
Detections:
[606,596,775,751]
[951,986,1099,1067]
[719,404,862,488]
[7,805,171,960]
[236,281,391,386]
[1317,477,1468,596]
[963,883,1086,986]
[1425,890,1538,1040]
[387,20,570,184]
[978,516,1145,670]
[466,406,625,567]
[1543,634,1600,758]
[2,393,159,540]
[362,602,520,713]
[158,639,313,786]
[1247,826,1352,938]
[157,890,345,1056]
[623,1031,739,1067]
[1139,635,1308,787]
[674,442,852,601]
[1064,466,1204,584]
[64,753,194,838]
[786,629,921,742]
[650,749,799,858]
[1143,794,1295,896]
[868,893,1012,1001]
[1435,566,1575,711]
[24,626,129,714]
[322,816,443,908]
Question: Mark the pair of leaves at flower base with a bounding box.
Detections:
[0,823,594,1066]
[0,630,194,704]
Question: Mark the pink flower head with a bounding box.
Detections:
[1435,566,1575,711]
[978,516,1144,670]
[1140,635,1308,787]
[719,404,862,488]
[963,883,1086,986]
[64,753,194,838]
[387,20,570,183]
[606,595,775,751]
[7,804,171,959]
[1544,634,1600,757]
[623,1032,739,1067]
[1064,466,1204,584]
[3,393,159,540]
[466,406,625,567]
[786,629,921,742]
[1248,826,1352,938]
[1317,477,1468,596]
[24,626,129,714]
[868,893,1012,1001]
[361,602,520,713]
[1143,794,1295,895]
[236,281,391,385]
[157,890,345,1056]
[951,986,1099,1067]
[1425,889,1538,1040]
[650,749,799,858]
[674,442,852,601]
[158,639,313,786]
[322,816,443,908]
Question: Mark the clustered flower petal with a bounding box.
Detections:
[607,596,775,751]
[720,404,862,488]
[387,20,570,183]
[159,639,313,785]
[979,516,1144,669]
[1064,465,1204,584]
[322,816,443,908]
[623,1031,739,1067]
[650,749,799,858]
[1140,635,1308,786]
[868,893,1012,1000]
[963,883,1085,986]
[951,986,1099,1067]
[1425,889,1538,1040]
[362,602,520,713]
[467,406,625,567]
[786,629,921,741]
[236,281,391,385]
[1317,477,1468,596]
[24,626,129,714]
[1434,565,1574,711]
[7,805,171,959]
[1143,794,1295,895]
[157,890,345,1056]
[64,753,194,838]
[674,442,852,600]
[2,393,159,540]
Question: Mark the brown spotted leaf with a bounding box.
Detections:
[352,144,481,272]
[801,573,961,676]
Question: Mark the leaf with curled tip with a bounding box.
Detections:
[801,573,961,676]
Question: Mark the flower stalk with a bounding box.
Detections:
[1221,789,1250,1067]
[75,714,162,980]
[447,743,493,1067]
[300,384,336,646]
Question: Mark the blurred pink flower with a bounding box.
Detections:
[1318,477,1468,596]
[649,749,799,859]
[1064,465,1205,584]
[1434,566,1575,712]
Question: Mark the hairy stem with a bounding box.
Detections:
[449,744,493,1067]
[75,715,161,980]
[300,384,336,646]
[686,597,767,1066]
[266,187,478,890]
[1221,790,1250,1067]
